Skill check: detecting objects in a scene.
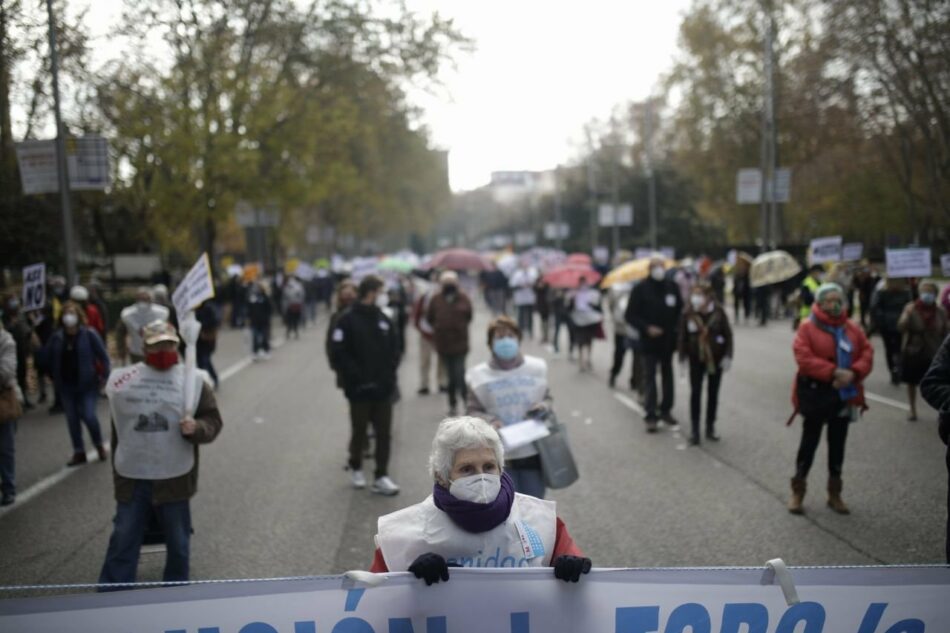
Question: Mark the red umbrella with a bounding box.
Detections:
[426,248,494,272]
[566,253,592,266]
[542,264,602,289]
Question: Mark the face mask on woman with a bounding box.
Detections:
[690,294,706,311]
[650,267,665,281]
[492,336,519,360]
[62,312,79,328]
[824,300,843,317]
[920,292,936,305]
[449,473,501,504]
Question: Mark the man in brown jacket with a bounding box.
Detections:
[98,320,222,590]
[426,271,473,415]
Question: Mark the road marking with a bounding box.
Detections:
[864,391,910,412]
[613,392,646,417]
[0,334,289,520]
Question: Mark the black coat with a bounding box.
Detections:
[329,303,399,402]
[625,277,683,355]
[921,333,950,445]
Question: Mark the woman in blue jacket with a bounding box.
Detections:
[43,301,111,466]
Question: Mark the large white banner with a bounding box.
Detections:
[886,248,932,279]
[1,567,947,632]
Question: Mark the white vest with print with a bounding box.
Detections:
[376,493,557,572]
[106,363,203,480]
[120,304,171,356]
[466,355,548,459]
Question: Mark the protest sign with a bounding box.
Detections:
[1,566,947,633]
[886,248,932,278]
[172,253,215,317]
[808,236,842,264]
[941,254,950,277]
[20,263,46,312]
[841,243,864,262]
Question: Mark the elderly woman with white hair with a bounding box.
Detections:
[369,416,591,584]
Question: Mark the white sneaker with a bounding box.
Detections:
[261,351,271,360]
[371,476,400,496]
[349,469,366,489]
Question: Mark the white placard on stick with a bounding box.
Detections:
[809,236,842,264]
[21,263,46,312]
[941,253,950,277]
[172,253,215,317]
[886,248,932,278]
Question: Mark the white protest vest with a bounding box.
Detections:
[120,304,170,356]
[376,493,557,572]
[466,356,548,459]
[106,363,202,480]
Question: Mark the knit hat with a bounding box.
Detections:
[815,282,844,303]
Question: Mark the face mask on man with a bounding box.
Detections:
[375,292,389,308]
[62,313,79,328]
[492,336,519,360]
[145,350,179,370]
[690,294,706,311]
[449,473,501,504]
[650,267,665,281]
[921,292,936,305]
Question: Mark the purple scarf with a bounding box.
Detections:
[432,471,515,533]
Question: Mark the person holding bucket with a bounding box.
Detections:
[368,416,591,584]
[465,316,570,499]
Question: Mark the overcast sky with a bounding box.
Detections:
[81,1,692,192]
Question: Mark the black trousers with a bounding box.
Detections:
[689,361,723,436]
[643,352,674,420]
[881,329,902,380]
[348,399,393,478]
[794,415,850,480]
[442,353,467,408]
[611,335,642,390]
[946,445,950,563]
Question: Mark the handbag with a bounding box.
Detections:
[796,375,841,420]
[528,409,579,489]
[0,385,22,424]
[570,309,603,327]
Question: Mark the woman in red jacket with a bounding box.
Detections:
[788,283,873,515]
[369,416,590,584]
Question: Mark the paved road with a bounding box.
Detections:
[0,304,944,596]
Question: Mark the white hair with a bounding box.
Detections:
[429,416,505,482]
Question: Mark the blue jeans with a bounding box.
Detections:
[98,481,192,589]
[508,461,546,499]
[251,325,270,353]
[0,421,16,496]
[60,386,103,452]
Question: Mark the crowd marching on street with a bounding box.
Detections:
[1,245,950,591]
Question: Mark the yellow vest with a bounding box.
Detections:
[799,276,821,320]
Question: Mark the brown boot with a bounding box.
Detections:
[827,477,850,514]
[787,477,806,514]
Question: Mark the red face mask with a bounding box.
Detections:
[145,350,179,370]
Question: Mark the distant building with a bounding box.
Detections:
[487,170,556,205]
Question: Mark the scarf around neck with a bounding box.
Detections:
[432,471,515,533]
[811,307,858,402]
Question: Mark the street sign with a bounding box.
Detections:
[172,253,215,317]
[234,201,279,227]
[597,203,633,227]
[593,246,609,264]
[21,263,46,312]
[15,136,110,195]
[841,243,864,262]
[736,167,791,204]
[809,236,842,264]
[886,248,932,278]
[543,222,569,240]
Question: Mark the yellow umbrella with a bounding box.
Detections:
[749,250,802,288]
[600,256,674,288]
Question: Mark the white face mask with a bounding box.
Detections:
[690,295,705,310]
[62,313,79,328]
[449,473,501,504]
[650,267,665,281]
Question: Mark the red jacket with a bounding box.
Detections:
[85,304,106,339]
[369,516,583,572]
[791,306,873,411]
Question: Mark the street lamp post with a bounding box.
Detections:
[46,0,77,285]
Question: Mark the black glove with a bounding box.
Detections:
[552,555,592,583]
[408,552,450,586]
[938,412,949,446]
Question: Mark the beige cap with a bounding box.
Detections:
[142,319,179,346]
[439,270,459,284]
